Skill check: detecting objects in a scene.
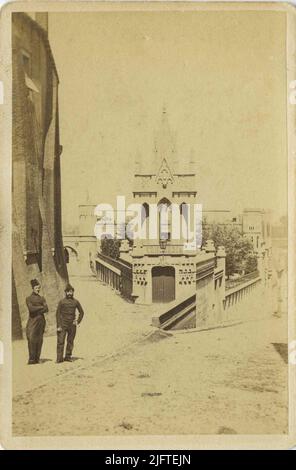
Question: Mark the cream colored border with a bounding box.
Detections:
[0,0,295,450]
[287,2,296,447]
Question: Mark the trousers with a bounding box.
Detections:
[57,323,77,361]
[26,315,46,364]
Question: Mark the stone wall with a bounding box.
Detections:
[196,274,216,328]
[63,236,98,276]
[12,14,68,339]
[223,277,269,322]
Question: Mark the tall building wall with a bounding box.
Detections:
[12,13,68,339]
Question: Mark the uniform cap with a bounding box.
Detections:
[65,283,74,292]
[30,278,40,288]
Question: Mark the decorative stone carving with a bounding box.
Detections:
[120,239,130,253]
[156,158,174,188]
[204,239,216,253]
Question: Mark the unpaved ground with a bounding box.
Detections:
[13,276,154,396]
[12,275,288,436]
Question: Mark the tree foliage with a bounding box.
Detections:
[202,222,257,277]
[244,252,258,274]
[100,237,121,260]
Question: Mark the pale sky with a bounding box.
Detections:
[48,10,287,229]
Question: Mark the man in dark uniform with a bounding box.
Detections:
[56,284,84,363]
[26,279,48,365]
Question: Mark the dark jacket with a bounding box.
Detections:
[56,297,84,329]
[26,292,48,318]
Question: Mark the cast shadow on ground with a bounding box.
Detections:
[39,357,83,364]
[66,356,83,362]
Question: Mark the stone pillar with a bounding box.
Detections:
[216,246,226,300]
[256,250,264,279]
[274,269,284,317]
[119,239,131,262]
[96,238,102,254]
[264,248,273,286]
[132,240,144,257]
[273,254,286,318]
[120,239,130,253]
[204,239,216,254]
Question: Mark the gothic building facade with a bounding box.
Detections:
[68,109,271,328]
[125,108,210,304]
[95,109,226,315]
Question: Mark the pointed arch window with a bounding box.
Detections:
[158,198,171,242]
[141,203,150,240]
[180,202,190,242]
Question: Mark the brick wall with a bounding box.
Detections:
[12,13,68,339]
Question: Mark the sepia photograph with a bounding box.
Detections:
[0,0,295,450]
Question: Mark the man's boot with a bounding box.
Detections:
[64,356,73,362]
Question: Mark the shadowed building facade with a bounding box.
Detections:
[12,13,68,339]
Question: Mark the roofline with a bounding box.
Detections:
[243,208,264,213]
[203,210,231,213]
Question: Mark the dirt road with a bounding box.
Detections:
[12,276,288,436]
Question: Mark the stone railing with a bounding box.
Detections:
[95,253,133,299]
[152,293,196,330]
[225,270,259,290]
[142,244,194,255]
[224,274,261,311]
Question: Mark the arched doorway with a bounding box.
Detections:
[64,246,79,275]
[152,266,175,303]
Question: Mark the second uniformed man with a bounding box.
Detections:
[56,284,84,363]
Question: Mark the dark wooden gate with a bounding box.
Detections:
[152,266,175,303]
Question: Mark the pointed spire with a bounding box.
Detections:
[160,103,171,136]
[153,105,176,172]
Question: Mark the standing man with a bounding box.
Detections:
[56,284,84,363]
[26,279,48,365]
